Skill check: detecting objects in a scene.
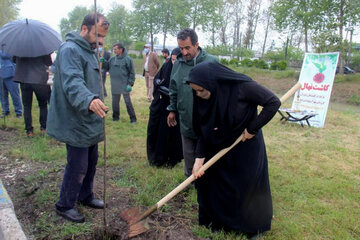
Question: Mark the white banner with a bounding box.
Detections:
[291,52,339,128]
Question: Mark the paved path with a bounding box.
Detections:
[0,179,27,240]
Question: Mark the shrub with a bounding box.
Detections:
[229,58,240,66]
[270,62,278,70]
[256,59,269,69]
[220,58,229,65]
[128,53,137,59]
[277,60,288,70]
[241,58,253,67]
[270,61,288,70]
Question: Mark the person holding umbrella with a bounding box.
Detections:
[13,54,52,136]
[46,13,110,223]
[0,18,62,136]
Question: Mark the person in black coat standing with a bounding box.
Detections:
[188,62,281,239]
[13,54,52,137]
[147,48,183,167]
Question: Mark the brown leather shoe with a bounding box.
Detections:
[26,131,34,137]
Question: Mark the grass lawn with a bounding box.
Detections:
[0,69,359,239]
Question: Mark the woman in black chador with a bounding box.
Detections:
[147,48,183,167]
[188,62,281,238]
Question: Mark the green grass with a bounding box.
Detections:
[1,76,360,239]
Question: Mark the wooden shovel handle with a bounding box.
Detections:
[157,82,302,208]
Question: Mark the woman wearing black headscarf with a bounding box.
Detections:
[146,48,183,167]
[188,61,281,238]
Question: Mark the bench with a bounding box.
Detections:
[278,108,318,127]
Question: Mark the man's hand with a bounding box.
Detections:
[89,98,108,118]
[241,128,255,142]
[126,85,132,92]
[192,158,205,179]
[167,112,177,127]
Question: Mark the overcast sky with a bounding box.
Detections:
[19,0,132,32]
[18,0,179,47]
[18,0,359,51]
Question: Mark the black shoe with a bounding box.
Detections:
[130,121,137,125]
[56,208,85,223]
[16,114,22,118]
[78,198,104,209]
[113,118,119,122]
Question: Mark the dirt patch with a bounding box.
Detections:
[0,128,204,240]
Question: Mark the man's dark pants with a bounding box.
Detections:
[20,83,50,133]
[112,93,136,122]
[56,144,98,211]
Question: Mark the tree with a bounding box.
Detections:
[243,0,262,50]
[261,0,274,58]
[272,0,325,52]
[218,0,234,46]
[59,6,91,40]
[208,2,224,46]
[231,0,244,48]
[0,0,21,27]
[132,0,161,50]
[185,0,221,32]
[156,0,189,48]
[320,0,360,74]
[106,3,133,49]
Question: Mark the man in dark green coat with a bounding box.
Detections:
[46,13,109,223]
[167,28,218,178]
[103,43,136,123]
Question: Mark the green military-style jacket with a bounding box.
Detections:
[47,32,104,147]
[103,49,135,94]
[167,47,218,139]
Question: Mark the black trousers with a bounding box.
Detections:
[20,83,50,133]
[112,93,136,122]
[56,144,98,211]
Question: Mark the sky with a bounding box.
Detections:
[19,0,132,33]
[18,0,179,47]
[18,0,359,52]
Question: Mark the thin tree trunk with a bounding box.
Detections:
[339,0,344,74]
[261,11,270,58]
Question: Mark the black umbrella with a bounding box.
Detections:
[0,19,62,57]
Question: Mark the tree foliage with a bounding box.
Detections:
[59,6,91,40]
[106,3,132,49]
[271,0,325,52]
[0,0,21,27]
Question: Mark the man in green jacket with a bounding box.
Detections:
[47,13,109,223]
[167,28,218,178]
[103,43,136,123]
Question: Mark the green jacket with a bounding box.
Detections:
[103,49,135,94]
[46,32,104,147]
[167,48,218,139]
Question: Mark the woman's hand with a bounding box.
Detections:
[241,128,255,142]
[192,158,205,179]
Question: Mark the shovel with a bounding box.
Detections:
[121,82,302,238]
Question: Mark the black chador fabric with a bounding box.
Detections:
[188,62,281,234]
[146,60,183,167]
